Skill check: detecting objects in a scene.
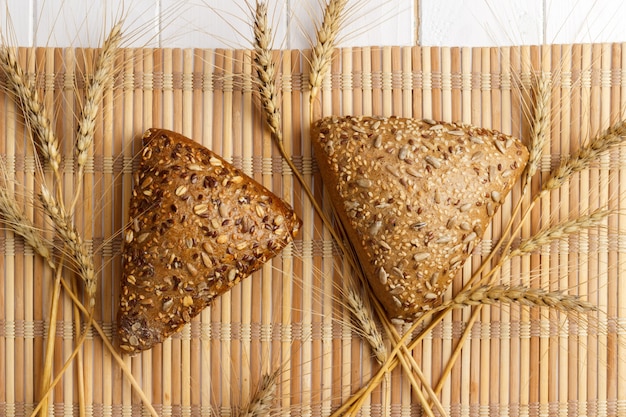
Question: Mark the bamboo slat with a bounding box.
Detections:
[0,44,625,416]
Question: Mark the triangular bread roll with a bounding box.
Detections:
[312,116,528,321]
[118,129,301,354]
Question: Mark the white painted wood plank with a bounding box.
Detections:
[289,0,415,49]
[7,0,415,48]
[545,0,626,44]
[420,0,543,46]
[6,0,626,48]
[0,0,34,46]
[33,0,160,47]
[159,0,288,50]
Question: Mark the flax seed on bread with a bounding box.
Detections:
[118,129,301,354]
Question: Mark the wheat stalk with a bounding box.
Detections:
[309,0,347,104]
[333,71,618,416]
[57,277,160,417]
[250,0,350,256]
[66,19,121,417]
[0,45,62,179]
[38,183,95,417]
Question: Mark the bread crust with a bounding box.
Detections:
[118,129,301,354]
[312,116,528,320]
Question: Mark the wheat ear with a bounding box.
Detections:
[309,0,347,104]
[238,369,279,417]
[71,21,122,212]
[451,285,597,313]
[543,120,626,191]
[39,185,96,306]
[0,188,55,269]
[250,0,343,248]
[252,1,282,144]
[345,285,387,364]
[524,73,551,186]
[0,45,62,179]
[509,209,611,258]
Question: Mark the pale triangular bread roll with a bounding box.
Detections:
[118,129,301,354]
[312,116,528,321]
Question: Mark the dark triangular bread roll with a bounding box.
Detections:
[118,129,301,353]
[312,116,528,321]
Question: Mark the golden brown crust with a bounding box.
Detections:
[312,116,528,321]
[118,129,301,354]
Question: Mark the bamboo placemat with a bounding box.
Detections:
[1,44,626,416]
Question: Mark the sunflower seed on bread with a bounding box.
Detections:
[312,116,529,321]
[118,128,301,354]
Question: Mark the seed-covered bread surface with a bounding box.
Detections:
[312,116,528,321]
[118,129,301,354]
